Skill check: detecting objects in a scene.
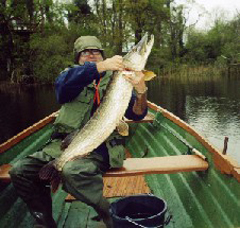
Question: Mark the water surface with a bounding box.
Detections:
[148,76,240,163]
[0,76,239,163]
[0,84,60,144]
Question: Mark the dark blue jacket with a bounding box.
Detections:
[55,62,147,121]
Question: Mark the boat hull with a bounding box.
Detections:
[0,103,239,228]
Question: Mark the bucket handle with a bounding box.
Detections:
[125,214,172,228]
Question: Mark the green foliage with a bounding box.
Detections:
[30,33,71,83]
[185,17,240,66]
[28,21,99,83]
[1,0,240,83]
[184,29,208,63]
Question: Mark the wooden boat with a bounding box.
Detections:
[0,101,239,228]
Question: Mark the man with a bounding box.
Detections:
[9,36,148,228]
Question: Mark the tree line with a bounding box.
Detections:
[0,0,240,83]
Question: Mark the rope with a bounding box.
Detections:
[93,78,102,106]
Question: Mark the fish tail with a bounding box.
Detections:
[39,160,61,193]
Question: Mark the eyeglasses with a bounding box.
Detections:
[81,49,101,56]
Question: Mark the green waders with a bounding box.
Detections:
[10,70,125,228]
[9,146,114,228]
[9,151,56,228]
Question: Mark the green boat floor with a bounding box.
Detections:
[60,199,175,228]
[62,200,113,228]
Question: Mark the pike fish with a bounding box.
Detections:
[39,33,154,191]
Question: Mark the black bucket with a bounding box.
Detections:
[110,194,170,228]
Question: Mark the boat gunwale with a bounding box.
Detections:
[1,102,240,182]
[0,111,59,153]
[147,101,240,182]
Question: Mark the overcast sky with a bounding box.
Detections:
[59,0,240,30]
[175,0,240,30]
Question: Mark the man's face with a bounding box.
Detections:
[78,49,103,65]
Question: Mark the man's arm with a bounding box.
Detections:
[125,92,148,121]
[55,56,124,104]
[124,71,148,120]
[55,62,100,104]
[132,79,148,116]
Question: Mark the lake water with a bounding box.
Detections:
[0,75,240,163]
[148,75,240,163]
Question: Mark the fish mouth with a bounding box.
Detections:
[123,33,154,71]
[134,33,154,56]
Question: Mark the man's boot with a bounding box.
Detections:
[26,192,57,228]
[94,198,114,228]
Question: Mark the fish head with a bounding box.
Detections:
[123,33,154,71]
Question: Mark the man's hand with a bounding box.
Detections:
[97,55,124,73]
[124,71,148,115]
[124,71,147,95]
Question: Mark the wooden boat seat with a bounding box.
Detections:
[0,155,208,182]
[124,112,155,123]
[105,155,208,176]
[0,164,12,182]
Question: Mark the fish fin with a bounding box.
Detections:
[61,129,79,150]
[117,119,129,136]
[50,175,61,193]
[142,70,156,81]
[39,160,61,193]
